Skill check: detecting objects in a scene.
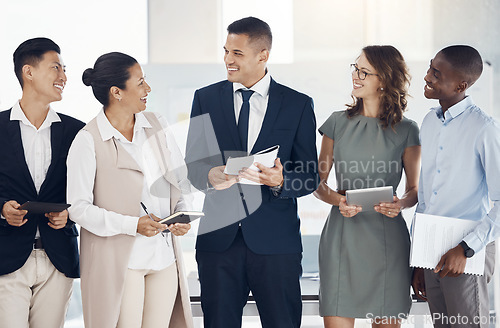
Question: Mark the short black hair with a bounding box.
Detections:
[227,16,272,51]
[439,45,483,86]
[13,37,61,88]
[82,52,138,108]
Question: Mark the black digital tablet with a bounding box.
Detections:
[159,211,204,225]
[18,201,71,214]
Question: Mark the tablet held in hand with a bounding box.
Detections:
[159,211,204,225]
[345,186,393,212]
[18,201,71,214]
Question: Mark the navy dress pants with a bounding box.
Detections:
[196,228,302,328]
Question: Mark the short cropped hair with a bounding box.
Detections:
[82,52,138,108]
[227,16,272,51]
[13,37,61,88]
[439,45,483,85]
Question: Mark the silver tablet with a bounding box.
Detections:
[345,186,394,212]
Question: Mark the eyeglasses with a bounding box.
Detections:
[350,64,378,80]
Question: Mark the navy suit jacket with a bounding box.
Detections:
[0,109,84,278]
[186,79,319,255]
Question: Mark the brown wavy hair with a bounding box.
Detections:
[347,45,411,128]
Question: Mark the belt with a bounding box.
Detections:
[33,239,43,249]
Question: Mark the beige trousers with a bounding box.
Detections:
[0,249,73,328]
[117,262,179,328]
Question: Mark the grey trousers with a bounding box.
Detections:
[424,242,496,328]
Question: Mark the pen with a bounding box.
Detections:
[140,202,154,222]
[140,202,170,245]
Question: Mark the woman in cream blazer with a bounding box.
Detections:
[67,52,193,328]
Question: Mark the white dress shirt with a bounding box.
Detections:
[3,101,61,238]
[67,110,189,270]
[233,72,271,152]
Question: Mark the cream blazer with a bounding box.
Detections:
[79,112,193,328]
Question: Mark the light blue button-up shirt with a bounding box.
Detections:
[416,96,500,253]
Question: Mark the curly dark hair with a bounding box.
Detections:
[347,45,411,128]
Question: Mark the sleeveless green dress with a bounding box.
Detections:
[318,110,420,318]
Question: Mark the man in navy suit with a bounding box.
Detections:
[0,38,84,328]
[185,17,319,328]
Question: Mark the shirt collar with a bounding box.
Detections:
[96,109,152,142]
[232,71,271,97]
[10,100,61,130]
[431,96,474,122]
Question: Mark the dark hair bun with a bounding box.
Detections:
[83,52,137,107]
[82,68,94,86]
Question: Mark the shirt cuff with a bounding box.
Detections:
[122,217,140,236]
[1,201,6,220]
[462,233,485,254]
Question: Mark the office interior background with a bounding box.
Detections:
[1,0,500,327]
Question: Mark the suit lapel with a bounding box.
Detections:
[7,119,37,195]
[251,79,283,154]
[220,82,242,150]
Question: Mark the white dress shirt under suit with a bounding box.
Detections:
[2,101,61,237]
[232,71,270,152]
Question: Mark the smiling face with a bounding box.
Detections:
[351,52,381,101]
[118,63,151,113]
[424,51,466,109]
[27,50,67,104]
[224,33,268,88]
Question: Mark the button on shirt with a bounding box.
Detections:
[67,110,185,270]
[11,101,59,192]
[416,96,500,253]
[232,73,271,226]
[7,101,61,238]
[233,72,270,152]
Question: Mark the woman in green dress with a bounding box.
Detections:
[314,45,421,328]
